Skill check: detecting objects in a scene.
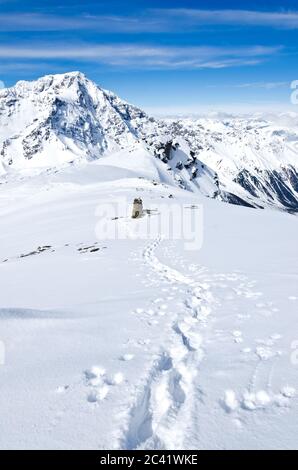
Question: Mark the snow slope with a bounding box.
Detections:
[0,161,297,450]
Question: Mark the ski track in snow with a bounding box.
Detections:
[119,237,214,450]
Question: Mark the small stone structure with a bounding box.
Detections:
[132,198,143,219]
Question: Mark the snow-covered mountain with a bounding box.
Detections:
[0,71,145,168]
[165,117,298,212]
[0,71,297,212]
[0,72,219,200]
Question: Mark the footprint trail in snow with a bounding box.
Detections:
[120,237,215,450]
[118,237,297,450]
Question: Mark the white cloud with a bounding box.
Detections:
[0,44,281,70]
[235,81,289,89]
[208,81,290,90]
[0,13,164,32]
[153,9,298,29]
[0,10,298,32]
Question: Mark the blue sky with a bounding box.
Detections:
[0,0,298,114]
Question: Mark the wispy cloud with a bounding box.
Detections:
[235,81,289,89]
[0,13,164,32]
[0,10,298,32]
[208,81,290,89]
[153,9,298,30]
[0,61,67,74]
[0,44,281,70]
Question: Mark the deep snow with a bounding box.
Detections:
[0,154,297,450]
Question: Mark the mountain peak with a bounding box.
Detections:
[9,71,96,98]
[0,71,149,171]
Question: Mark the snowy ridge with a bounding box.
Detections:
[163,117,298,212]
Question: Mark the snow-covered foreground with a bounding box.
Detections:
[0,160,297,450]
